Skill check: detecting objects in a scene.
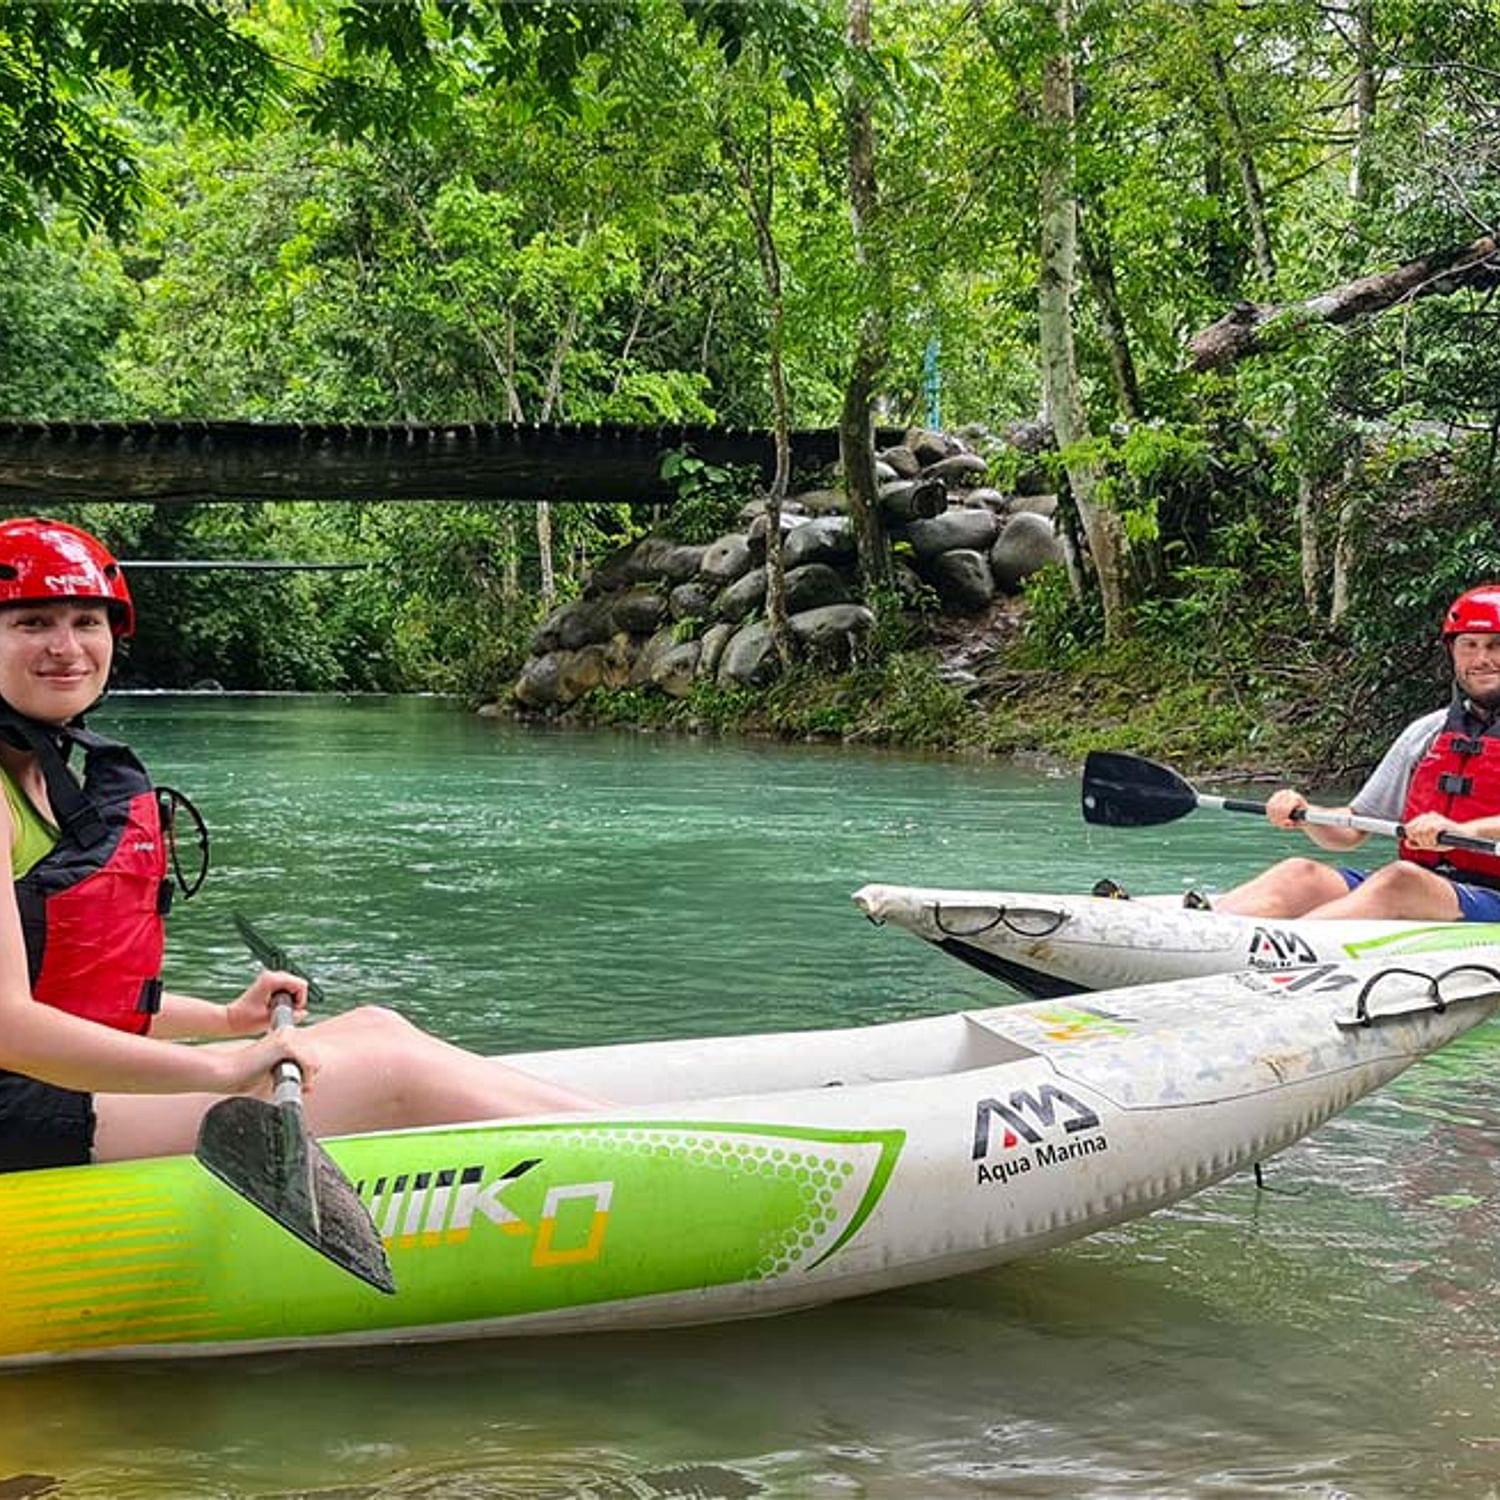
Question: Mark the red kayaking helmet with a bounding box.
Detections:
[0,518,134,638]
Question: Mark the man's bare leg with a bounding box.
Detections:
[1301,862,1463,920]
[1213,858,1353,918]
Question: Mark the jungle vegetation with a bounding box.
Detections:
[1,0,1497,775]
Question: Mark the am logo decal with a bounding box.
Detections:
[970,1086,1109,1187]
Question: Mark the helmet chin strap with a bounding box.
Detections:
[0,696,90,757]
[1454,681,1500,722]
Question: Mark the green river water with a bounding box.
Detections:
[5,695,1500,1500]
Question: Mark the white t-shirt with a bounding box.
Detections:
[1348,709,1447,821]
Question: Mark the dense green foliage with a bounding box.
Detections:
[1,0,1497,768]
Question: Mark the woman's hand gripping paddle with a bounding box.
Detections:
[1080,749,1500,856]
[194,916,396,1294]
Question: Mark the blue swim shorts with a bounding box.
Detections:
[1339,867,1500,923]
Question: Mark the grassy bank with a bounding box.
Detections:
[541,622,1372,782]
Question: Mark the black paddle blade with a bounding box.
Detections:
[232,912,327,1009]
[1080,750,1198,828]
[196,1096,396,1295]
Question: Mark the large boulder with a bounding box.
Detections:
[668,580,716,622]
[789,604,877,666]
[793,487,846,516]
[991,512,1064,592]
[610,588,668,636]
[879,478,947,525]
[906,428,953,466]
[651,640,701,698]
[660,543,708,584]
[531,603,568,654]
[559,643,614,702]
[717,620,778,688]
[626,536,683,583]
[1008,493,1059,519]
[962,487,1010,514]
[717,564,768,623]
[699,532,754,585]
[513,651,565,709]
[783,516,856,570]
[629,625,681,686]
[746,509,802,564]
[738,495,808,527]
[698,621,736,680]
[582,543,637,597]
[784,562,850,613]
[924,453,989,488]
[535,597,614,653]
[878,444,922,478]
[905,506,1000,562]
[588,536,705,589]
[925,549,996,614]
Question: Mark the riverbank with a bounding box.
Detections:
[504,601,1380,787]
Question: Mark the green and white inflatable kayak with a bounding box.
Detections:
[854,882,1500,997]
[5,948,1499,1365]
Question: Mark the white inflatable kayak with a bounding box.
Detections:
[853,883,1500,997]
[4,947,1498,1364]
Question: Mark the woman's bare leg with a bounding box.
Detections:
[93,1007,603,1163]
[93,1087,228,1162]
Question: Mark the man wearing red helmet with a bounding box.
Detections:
[0,518,599,1174]
[1214,584,1500,920]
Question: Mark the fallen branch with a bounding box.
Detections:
[1188,233,1500,371]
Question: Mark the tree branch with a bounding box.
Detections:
[1188,234,1500,371]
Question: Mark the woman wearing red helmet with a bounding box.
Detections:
[1213,584,1500,920]
[0,518,599,1173]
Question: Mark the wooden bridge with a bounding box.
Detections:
[0,419,888,506]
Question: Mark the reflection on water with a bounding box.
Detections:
[5,697,1500,1498]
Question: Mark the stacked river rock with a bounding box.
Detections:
[513,426,1064,710]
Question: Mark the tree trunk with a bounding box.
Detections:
[1201,148,1237,297]
[1347,0,1378,238]
[1330,450,1361,624]
[840,0,892,595]
[1296,471,1321,616]
[535,307,578,601]
[763,376,792,667]
[1078,203,1143,421]
[1301,0,1378,620]
[501,509,519,605]
[534,500,556,605]
[723,115,794,666]
[504,310,525,424]
[1038,0,1127,639]
[611,276,654,394]
[1205,47,1276,288]
[538,307,577,424]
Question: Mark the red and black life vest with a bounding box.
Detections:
[1400,702,1500,887]
[2,709,172,1035]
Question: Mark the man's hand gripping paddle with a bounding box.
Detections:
[1081,750,1500,856]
